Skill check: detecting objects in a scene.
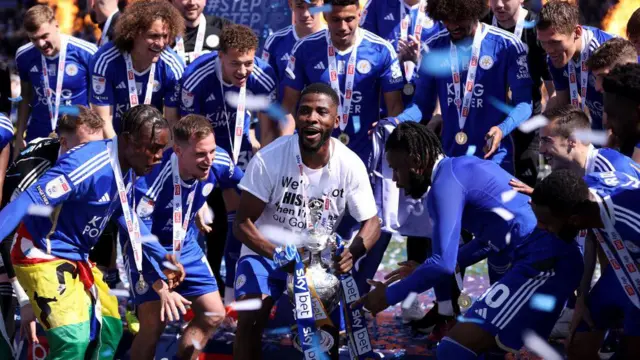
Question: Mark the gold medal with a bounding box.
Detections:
[48,131,58,139]
[403,83,415,96]
[136,276,149,295]
[455,131,468,145]
[338,133,349,145]
[458,292,472,309]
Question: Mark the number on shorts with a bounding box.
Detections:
[483,284,510,308]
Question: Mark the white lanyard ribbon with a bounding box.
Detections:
[567,28,592,111]
[216,59,246,164]
[124,52,156,107]
[400,0,426,81]
[593,192,640,309]
[99,11,117,47]
[450,23,487,132]
[108,137,143,274]
[327,30,362,132]
[170,153,198,258]
[492,7,528,40]
[41,35,68,132]
[175,14,207,64]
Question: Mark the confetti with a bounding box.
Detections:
[573,129,609,146]
[265,327,292,335]
[419,48,457,77]
[401,292,418,310]
[191,338,202,350]
[138,234,159,244]
[518,115,549,133]
[265,103,288,123]
[492,207,514,221]
[108,289,130,298]
[59,105,81,116]
[456,315,485,324]
[529,293,557,312]
[466,145,477,156]
[27,205,53,217]
[488,96,515,115]
[229,298,263,311]
[523,19,538,29]
[500,190,518,203]
[225,92,271,111]
[522,330,563,360]
[9,96,22,102]
[258,224,305,247]
[309,4,333,15]
[204,311,225,317]
[505,232,512,245]
[162,261,179,271]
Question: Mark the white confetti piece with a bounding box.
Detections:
[492,207,514,221]
[191,338,202,350]
[466,145,477,156]
[573,129,609,146]
[522,330,563,360]
[518,115,549,133]
[27,205,53,217]
[529,293,557,312]
[309,4,332,15]
[401,292,418,310]
[108,289,130,298]
[225,92,271,111]
[505,232,512,245]
[204,311,226,317]
[138,234,159,244]
[500,190,517,203]
[230,298,262,311]
[162,261,179,271]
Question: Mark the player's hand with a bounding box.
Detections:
[19,303,38,344]
[351,279,389,316]
[397,35,421,64]
[153,280,192,322]
[196,203,213,234]
[483,126,503,159]
[426,114,443,136]
[333,248,354,274]
[384,260,420,285]
[250,138,262,155]
[509,178,534,196]
[566,295,594,351]
[13,138,26,161]
[162,254,186,289]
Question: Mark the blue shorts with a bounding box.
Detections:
[234,255,288,300]
[577,266,640,336]
[128,253,218,305]
[464,234,582,351]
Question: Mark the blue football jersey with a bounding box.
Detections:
[283,28,404,162]
[0,113,14,149]
[179,52,277,170]
[131,147,243,255]
[90,42,185,134]
[547,26,614,130]
[587,146,640,177]
[262,25,304,102]
[22,140,131,261]
[413,25,533,163]
[15,36,97,139]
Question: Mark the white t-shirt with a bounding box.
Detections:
[238,134,377,258]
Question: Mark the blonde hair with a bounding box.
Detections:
[24,5,56,33]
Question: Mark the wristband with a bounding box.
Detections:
[273,244,299,268]
[11,278,30,307]
[348,236,367,262]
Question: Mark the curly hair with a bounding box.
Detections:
[603,63,640,103]
[426,0,487,23]
[220,24,259,54]
[586,38,637,72]
[531,169,590,217]
[537,0,579,36]
[114,0,184,53]
[385,122,444,174]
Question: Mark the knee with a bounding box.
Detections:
[437,337,478,360]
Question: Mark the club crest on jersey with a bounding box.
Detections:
[479,56,494,70]
[182,89,194,108]
[390,61,402,81]
[206,35,220,49]
[153,80,161,92]
[357,60,371,74]
[423,17,435,29]
[92,76,106,95]
[137,196,155,218]
[65,63,78,77]
[625,241,640,254]
[202,183,214,197]
[45,175,71,199]
[236,274,246,289]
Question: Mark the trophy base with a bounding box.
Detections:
[291,325,336,355]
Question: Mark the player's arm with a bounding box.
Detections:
[164,106,179,130]
[0,145,10,206]
[218,161,244,212]
[164,58,185,130]
[15,80,32,156]
[281,42,306,127]
[544,59,570,110]
[385,165,465,305]
[457,237,492,268]
[89,54,117,138]
[396,50,438,123]
[91,105,116,138]
[380,45,406,119]
[577,230,597,299]
[281,87,300,124]
[632,144,640,163]
[359,0,377,33]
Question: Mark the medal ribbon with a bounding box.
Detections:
[41,35,68,133]
[98,10,117,47]
[336,237,375,359]
[124,52,156,107]
[175,13,207,64]
[326,30,363,132]
[492,7,528,39]
[216,58,246,164]
[592,191,640,309]
[567,28,592,111]
[450,23,488,133]
[170,153,198,259]
[399,0,427,81]
[293,258,324,359]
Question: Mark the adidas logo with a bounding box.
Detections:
[474,307,487,319]
[523,169,533,176]
[280,53,290,61]
[384,13,395,21]
[206,93,216,102]
[314,62,326,70]
[30,66,39,73]
[116,82,126,89]
[98,192,111,203]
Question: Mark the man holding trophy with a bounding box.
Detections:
[232,83,381,360]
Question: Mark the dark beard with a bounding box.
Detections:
[299,129,332,153]
[406,171,430,199]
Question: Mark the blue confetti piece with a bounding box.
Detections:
[309,4,332,15]
[529,293,557,312]
[352,115,361,134]
[487,96,514,115]
[59,105,81,117]
[419,49,456,78]
[8,96,22,103]
[466,145,477,156]
[456,315,485,324]
[266,103,287,123]
[523,19,538,29]
[265,326,291,335]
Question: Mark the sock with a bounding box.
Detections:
[438,300,454,316]
[437,337,478,359]
[224,286,235,305]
